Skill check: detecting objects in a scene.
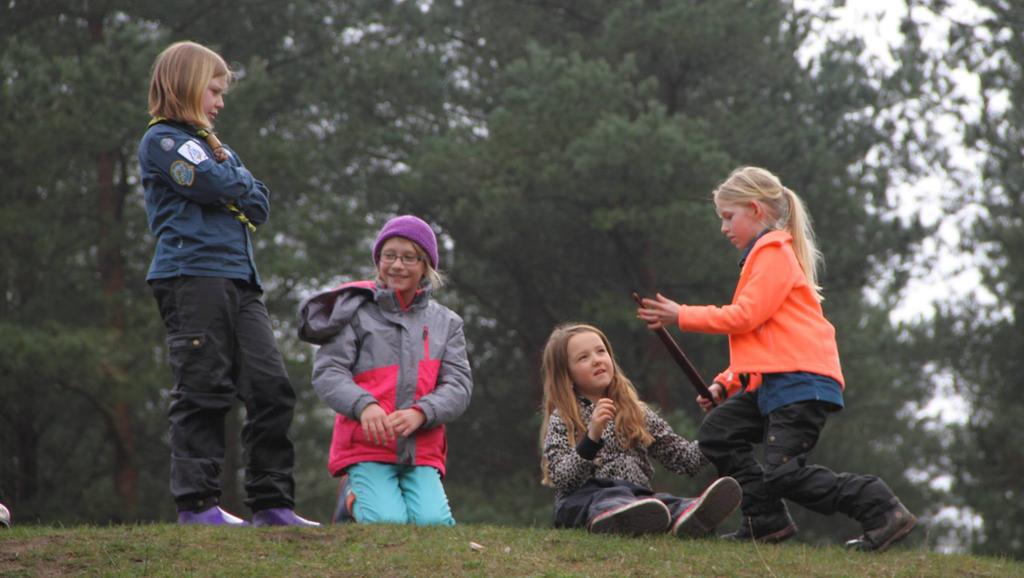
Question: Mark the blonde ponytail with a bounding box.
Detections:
[781,187,823,301]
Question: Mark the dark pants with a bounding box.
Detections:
[697,391,893,529]
[553,479,696,529]
[152,276,296,513]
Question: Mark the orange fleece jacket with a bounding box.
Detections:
[677,230,844,397]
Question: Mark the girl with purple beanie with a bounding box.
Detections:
[298,216,473,525]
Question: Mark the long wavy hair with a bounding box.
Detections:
[714,166,824,301]
[539,323,653,486]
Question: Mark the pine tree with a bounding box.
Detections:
[931,0,1024,558]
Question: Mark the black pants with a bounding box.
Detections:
[553,479,696,529]
[152,276,296,512]
[697,391,893,529]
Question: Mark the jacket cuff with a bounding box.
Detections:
[712,381,730,400]
[413,401,435,428]
[351,395,377,420]
[714,370,742,398]
[576,436,604,460]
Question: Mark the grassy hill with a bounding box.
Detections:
[1,523,1019,577]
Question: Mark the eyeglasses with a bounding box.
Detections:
[380,252,423,266]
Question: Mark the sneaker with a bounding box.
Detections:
[253,508,322,527]
[844,500,917,553]
[671,477,743,538]
[333,474,356,524]
[722,504,797,543]
[589,498,671,536]
[0,502,10,528]
[177,505,248,526]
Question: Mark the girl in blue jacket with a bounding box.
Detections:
[140,41,317,527]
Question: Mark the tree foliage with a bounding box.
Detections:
[922,0,1024,558]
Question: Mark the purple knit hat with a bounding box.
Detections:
[372,215,439,268]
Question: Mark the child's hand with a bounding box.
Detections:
[698,383,726,413]
[588,398,616,442]
[388,408,427,438]
[636,293,681,330]
[360,403,395,445]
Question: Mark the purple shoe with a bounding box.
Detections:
[177,506,249,526]
[252,508,322,527]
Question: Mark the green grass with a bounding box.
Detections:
[1,524,1019,577]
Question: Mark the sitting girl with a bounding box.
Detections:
[540,323,740,536]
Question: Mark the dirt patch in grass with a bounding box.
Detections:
[1,535,77,577]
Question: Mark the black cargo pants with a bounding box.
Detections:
[697,390,894,529]
[152,276,296,513]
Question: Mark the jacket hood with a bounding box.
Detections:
[757,229,791,247]
[297,279,435,345]
[745,230,792,263]
[297,280,376,345]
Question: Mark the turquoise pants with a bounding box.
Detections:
[343,462,455,526]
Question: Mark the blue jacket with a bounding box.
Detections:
[139,120,269,287]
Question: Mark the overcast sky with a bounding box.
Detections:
[795,0,995,325]
[790,1,1007,450]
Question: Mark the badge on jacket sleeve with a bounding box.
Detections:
[169,160,195,186]
[160,137,175,151]
[177,139,210,164]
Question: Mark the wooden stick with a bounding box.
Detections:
[632,291,717,407]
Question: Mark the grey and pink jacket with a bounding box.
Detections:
[298,280,473,477]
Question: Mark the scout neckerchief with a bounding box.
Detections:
[148,117,257,233]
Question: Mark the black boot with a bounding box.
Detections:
[722,504,797,543]
[845,499,917,552]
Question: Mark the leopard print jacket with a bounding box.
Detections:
[544,395,709,501]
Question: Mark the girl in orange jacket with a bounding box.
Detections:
[637,166,916,552]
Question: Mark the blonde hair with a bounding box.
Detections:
[148,41,232,129]
[714,166,824,301]
[375,240,446,290]
[539,323,653,486]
